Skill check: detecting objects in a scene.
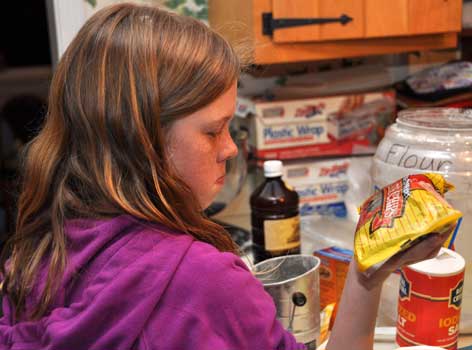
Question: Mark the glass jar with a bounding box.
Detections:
[372,108,472,332]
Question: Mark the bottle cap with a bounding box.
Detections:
[264,160,283,178]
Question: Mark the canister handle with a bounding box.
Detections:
[288,292,307,331]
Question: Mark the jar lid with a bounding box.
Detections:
[397,108,472,131]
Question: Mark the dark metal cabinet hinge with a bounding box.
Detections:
[262,12,353,36]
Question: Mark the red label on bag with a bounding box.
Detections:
[396,250,464,350]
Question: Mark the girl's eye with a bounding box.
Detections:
[207,129,223,138]
[206,131,217,138]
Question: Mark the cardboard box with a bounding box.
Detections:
[282,158,350,217]
[327,99,394,141]
[236,90,395,160]
[314,246,353,311]
[236,96,330,151]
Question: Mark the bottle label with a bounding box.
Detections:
[264,216,300,252]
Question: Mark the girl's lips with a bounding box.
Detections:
[216,175,225,184]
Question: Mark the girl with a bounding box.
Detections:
[0,3,449,349]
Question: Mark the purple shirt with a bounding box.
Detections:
[0,215,305,349]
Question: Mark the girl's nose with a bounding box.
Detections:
[218,130,238,162]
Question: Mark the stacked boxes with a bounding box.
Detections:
[239,89,394,218]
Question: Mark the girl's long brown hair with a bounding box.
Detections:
[1,3,242,320]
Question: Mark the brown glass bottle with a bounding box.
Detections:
[250,160,301,264]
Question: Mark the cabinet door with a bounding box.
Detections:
[269,0,461,44]
[272,0,362,43]
[408,0,462,34]
[272,0,320,42]
[365,0,409,37]
[318,0,364,40]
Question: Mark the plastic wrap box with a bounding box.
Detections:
[236,90,395,160]
[282,158,350,217]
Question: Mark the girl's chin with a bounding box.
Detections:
[201,197,217,212]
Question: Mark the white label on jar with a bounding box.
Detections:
[264,216,300,252]
[382,143,453,171]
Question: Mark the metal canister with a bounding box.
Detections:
[253,254,320,349]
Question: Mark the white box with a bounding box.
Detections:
[282,159,351,217]
[237,96,330,150]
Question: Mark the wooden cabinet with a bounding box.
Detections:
[366,0,461,37]
[209,0,462,64]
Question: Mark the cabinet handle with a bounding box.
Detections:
[262,13,353,36]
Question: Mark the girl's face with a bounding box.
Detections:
[166,83,238,209]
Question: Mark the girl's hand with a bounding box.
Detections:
[356,226,453,290]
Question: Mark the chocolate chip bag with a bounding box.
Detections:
[354,173,462,274]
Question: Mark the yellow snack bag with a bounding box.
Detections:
[354,173,462,273]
